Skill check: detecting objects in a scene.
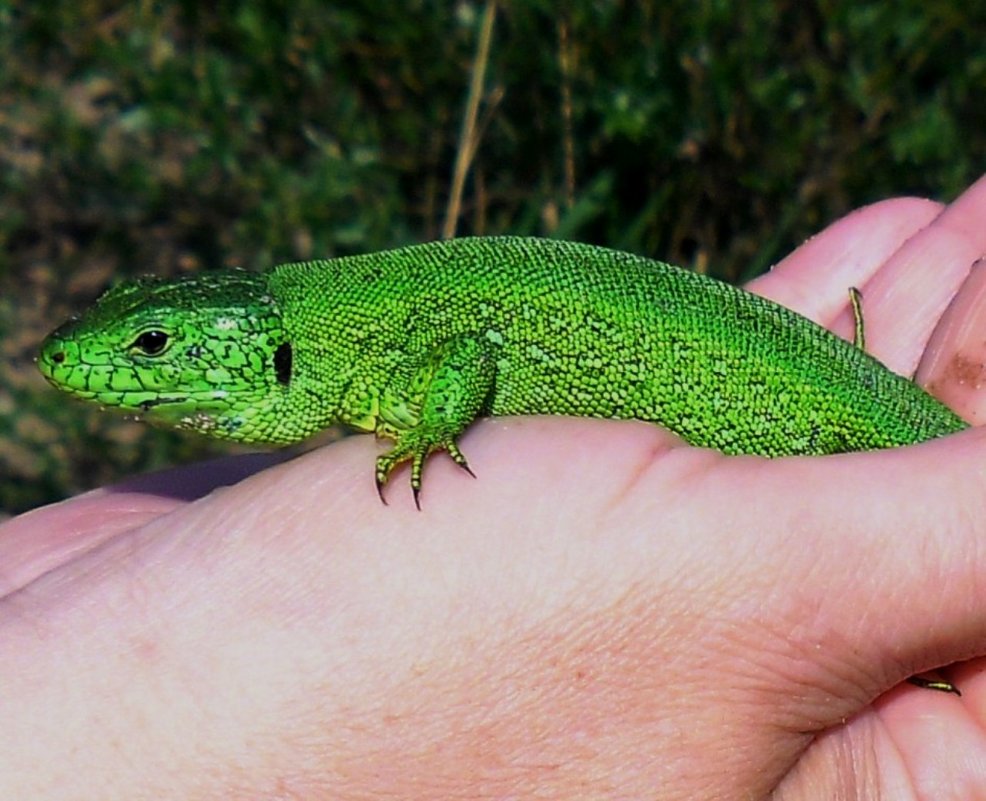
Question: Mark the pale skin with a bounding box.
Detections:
[2,175,986,800]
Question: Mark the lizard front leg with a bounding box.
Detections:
[375,334,497,508]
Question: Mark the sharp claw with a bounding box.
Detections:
[908,676,960,695]
[445,442,475,478]
[412,484,422,511]
[930,682,961,695]
[375,475,389,505]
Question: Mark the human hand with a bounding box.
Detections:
[2,175,985,799]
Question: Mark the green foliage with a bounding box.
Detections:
[1,0,983,514]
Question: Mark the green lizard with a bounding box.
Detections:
[38,236,968,508]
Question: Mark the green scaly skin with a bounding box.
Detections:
[38,236,968,507]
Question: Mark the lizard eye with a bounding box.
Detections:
[132,330,170,356]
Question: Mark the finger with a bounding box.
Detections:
[843,174,986,374]
[689,427,986,712]
[917,259,986,423]
[869,674,986,793]
[0,492,182,597]
[747,196,942,324]
[0,452,283,596]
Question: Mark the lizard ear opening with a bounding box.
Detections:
[274,342,293,385]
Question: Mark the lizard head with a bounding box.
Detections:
[38,270,294,443]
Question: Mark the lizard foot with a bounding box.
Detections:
[375,436,475,509]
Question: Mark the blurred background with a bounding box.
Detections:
[1,0,983,516]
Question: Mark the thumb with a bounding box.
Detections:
[694,425,986,712]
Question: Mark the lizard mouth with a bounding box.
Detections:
[138,397,187,411]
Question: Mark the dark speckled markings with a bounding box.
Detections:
[38,236,968,504]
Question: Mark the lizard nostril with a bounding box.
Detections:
[51,350,66,364]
